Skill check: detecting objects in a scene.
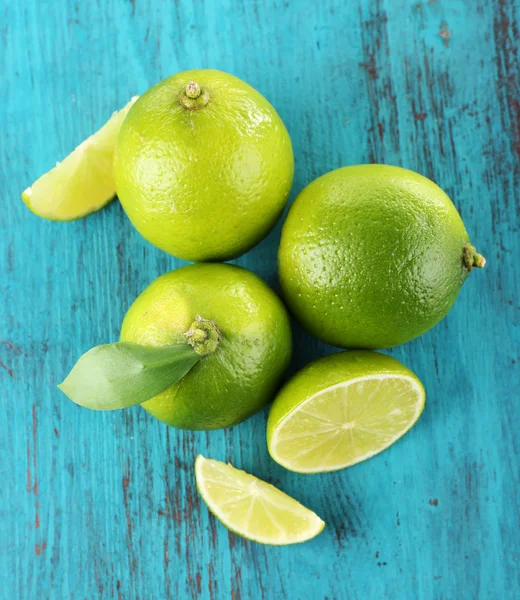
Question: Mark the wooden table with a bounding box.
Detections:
[2,0,519,598]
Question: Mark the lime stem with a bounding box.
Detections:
[185,81,201,99]
[184,317,220,356]
[473,253,486,268]
[179,82,210,110]
[463,243,486,271]
[189,328,207,343]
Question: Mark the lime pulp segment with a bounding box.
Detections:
[269,374,425,473]
[22,96,138,221]
[195,455,325,545]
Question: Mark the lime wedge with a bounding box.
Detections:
[195,455,325,545]
[267,351,425,473]
[22,96,138,221]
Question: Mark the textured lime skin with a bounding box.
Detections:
[267,350,425,452]
[114,69,294,262]
[120,263,292,430]
[278,164,476,349]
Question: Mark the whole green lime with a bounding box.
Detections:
[278,165,485,349]
[114,69,294,262]
[120,263,292,430]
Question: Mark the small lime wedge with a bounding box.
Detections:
[195,455,325,545]
[267,351,425,473]
[22,96,138,221]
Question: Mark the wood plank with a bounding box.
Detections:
[1,0,518,598]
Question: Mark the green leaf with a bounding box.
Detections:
[58,342,200,410]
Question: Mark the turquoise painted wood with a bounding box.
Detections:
[1,0,519,598]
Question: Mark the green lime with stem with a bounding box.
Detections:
[279,164,486,349]
[114,69,294,261]
[59,263,292,430]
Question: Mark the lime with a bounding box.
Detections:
[22,97,137,221]
[278,164,485,349]
[267,351,425,473]
[195,455,325,545]
[114,69,294,261]
[120,263,291,430]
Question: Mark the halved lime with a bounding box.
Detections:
[267,351,425,473]
[22,96,138,221]
[195,455,325,545]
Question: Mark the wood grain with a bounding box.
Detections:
[1,0,519,598]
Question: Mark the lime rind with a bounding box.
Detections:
[195,455,325,546]
[22,96,138,221]
[268,374,425,474]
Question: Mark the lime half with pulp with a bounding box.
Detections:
[195,455,325,545]
[267,351,425,473]
[22,96,138,221]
